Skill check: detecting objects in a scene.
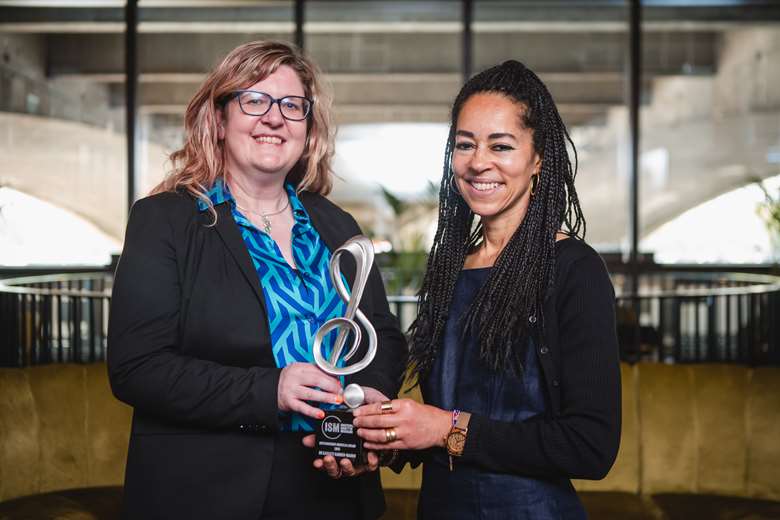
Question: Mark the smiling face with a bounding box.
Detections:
[452,93,541,228]
[218,64,308,185]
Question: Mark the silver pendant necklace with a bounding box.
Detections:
[236,196,290,234]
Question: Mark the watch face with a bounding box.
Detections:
[447,431,466,454]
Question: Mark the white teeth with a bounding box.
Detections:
[255,136,282,144]
[471,182,501,191]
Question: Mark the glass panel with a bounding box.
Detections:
[639,4,780,264]
[0,6,125,266]
[305,0,462,296]
[135,1,296,198]
[474,0,630,249]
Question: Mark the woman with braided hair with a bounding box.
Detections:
[352,60,621,518]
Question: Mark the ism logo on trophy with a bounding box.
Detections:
[312,235,377,464]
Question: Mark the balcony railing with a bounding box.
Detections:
[613,271,780,364]
[1,268,779,367]
[0,273,112,366]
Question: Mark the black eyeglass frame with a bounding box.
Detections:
[222,89,314,121]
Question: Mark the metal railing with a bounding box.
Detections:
[2,269,779,367]
[0,273,113,366]
[615,271,780,364]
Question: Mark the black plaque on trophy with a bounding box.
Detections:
[315,408,366,464]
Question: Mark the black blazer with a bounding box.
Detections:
[397,239,620,483]
[107,190,407,520]
[434,239,621,479]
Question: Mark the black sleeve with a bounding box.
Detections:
[457,252,621,480]
[107,196,282,431]
[385,449,425,474]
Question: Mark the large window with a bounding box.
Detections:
[135,1,296,197]
[306,0,462,248]
[639,8,780,263]
[0,8,126,265]
[474,1,630,248]
[2,1,779,269]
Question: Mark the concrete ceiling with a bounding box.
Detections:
[1,1,761,129]
[1,1,777,147]
[3,2,780,127]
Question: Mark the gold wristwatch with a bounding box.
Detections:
[445,410,471,470]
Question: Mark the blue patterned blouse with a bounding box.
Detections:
[198,180,347,432]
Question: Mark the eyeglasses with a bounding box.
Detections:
[224,90,313,121]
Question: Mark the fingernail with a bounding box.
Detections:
[335,395,343,404]
[318,411,325,419]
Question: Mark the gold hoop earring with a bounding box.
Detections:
[530,173,540,197]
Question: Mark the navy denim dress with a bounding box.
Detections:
[419,268,587,520]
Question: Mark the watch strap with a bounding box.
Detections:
[446,410,471,470]
[454,410,471,431]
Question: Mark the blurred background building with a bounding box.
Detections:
[1,0,780,266]
[1,2,779,519]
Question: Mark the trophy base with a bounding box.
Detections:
[315,408,366,465]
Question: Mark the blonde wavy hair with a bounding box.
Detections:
[152,40,334,218]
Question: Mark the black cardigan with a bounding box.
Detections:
[406,238,621,480]
[107,190,407,520]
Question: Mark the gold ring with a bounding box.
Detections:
[384,427,397,443]
[380,401,394,414]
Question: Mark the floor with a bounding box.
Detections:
[2,487,780,519]
[381,489,780,520]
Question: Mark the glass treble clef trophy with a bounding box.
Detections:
[312,235,377,465]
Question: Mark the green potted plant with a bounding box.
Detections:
[755,179,780,263]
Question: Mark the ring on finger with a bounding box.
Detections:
[380,401,394,414]
[384,427,397,443]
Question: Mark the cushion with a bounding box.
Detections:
[0,486,123,520]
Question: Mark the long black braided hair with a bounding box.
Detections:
[407,60,586,382]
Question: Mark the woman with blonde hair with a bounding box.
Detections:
[108,40,406,520]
